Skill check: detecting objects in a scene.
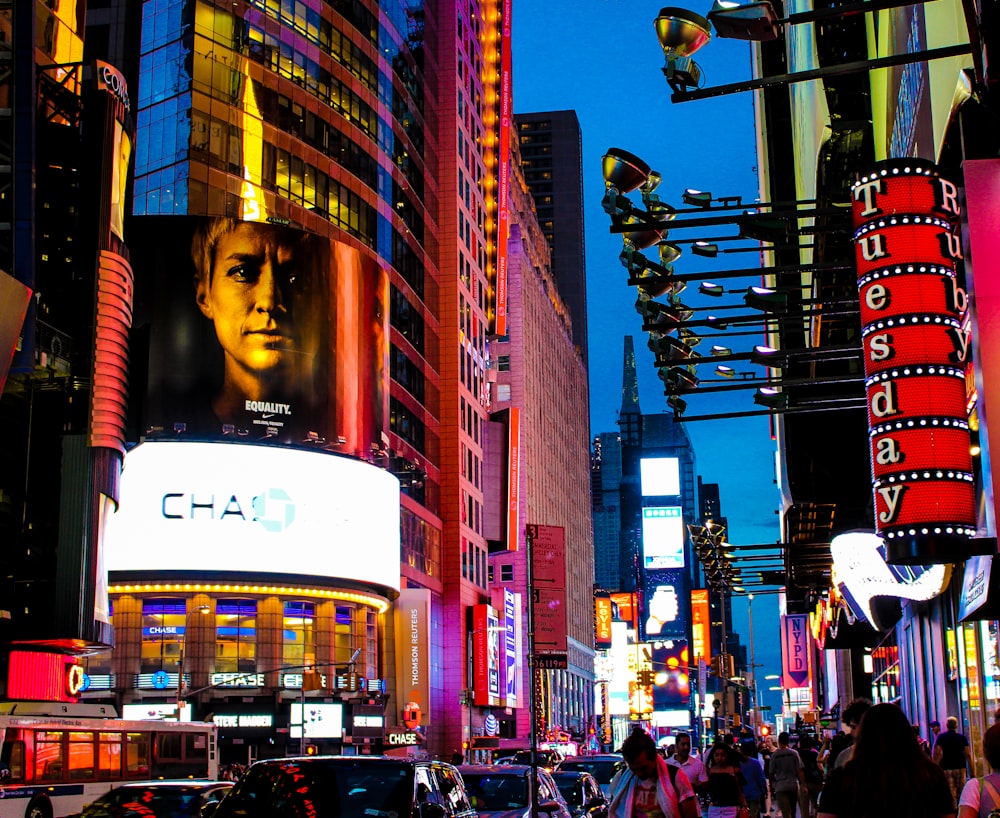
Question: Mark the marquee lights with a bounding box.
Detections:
[852,159,977,564]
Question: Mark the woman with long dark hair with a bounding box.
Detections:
[705,743,748,818]
[817,702,955,818]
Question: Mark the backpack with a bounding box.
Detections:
[980,773,1000,818]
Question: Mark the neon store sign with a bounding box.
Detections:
[852,159,976,564]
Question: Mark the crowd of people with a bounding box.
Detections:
[609,699,1000,818]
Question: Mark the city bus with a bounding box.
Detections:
[0,704,218,818]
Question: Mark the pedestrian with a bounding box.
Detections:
[667,731,709,796]
[704,742,749,818]
[915,724,932,756]
[957,723,1000,816]
[796,735,823,818]
[739,742,768,818]
[608,727,700,818]
[827,698,871,771]
[817,702,954,818]
[934,716,973,807]
[768,732,805,818]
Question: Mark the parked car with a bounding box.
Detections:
[203,756,477,818]
[550,771,608,818]
[67,781,233,818]
[458,764,572,818]
[492,751,562,769]
[553,756,624,797]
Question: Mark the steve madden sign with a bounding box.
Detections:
[852,160,976,563]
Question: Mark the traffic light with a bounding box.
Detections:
[711,654,735,678]
[760,725,771,738]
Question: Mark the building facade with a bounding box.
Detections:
[2,0,599,765]
[515,111,589,367]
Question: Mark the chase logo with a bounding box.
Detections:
[252,488,296,533]
[161,489,296,533]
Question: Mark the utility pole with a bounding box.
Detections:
[526,526,539,818]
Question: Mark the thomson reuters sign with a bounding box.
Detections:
[852,160,976,564]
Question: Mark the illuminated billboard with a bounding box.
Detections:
[131,216,387,455]
[290,702,344,739]
[640,457,680,496]
[104,441,400,592]
[649,639,691,713]
[642,507,685,570]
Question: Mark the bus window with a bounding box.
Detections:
[1,739,25,781]
[98,732,123,780]
[185,732,208,767]
[36,731,65,782]
[68,732,96,781]
[126,733,151,778]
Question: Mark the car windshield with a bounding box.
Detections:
[461,773,528,811]
[218,759,415,818]
[86,787,203,818]
[556,761,622,786]
[551,776,582,806]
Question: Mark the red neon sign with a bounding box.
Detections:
[852,160,976,563]
[7,651,84,702]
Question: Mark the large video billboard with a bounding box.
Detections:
[104,441,401,592]
[130,217,387,454]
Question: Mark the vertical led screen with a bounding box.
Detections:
[641,507,688,645]
[640,457,680,496]
[473,604,501,706]
[130,217,387,454]
[852,159,977,564]
[649,639,691,714]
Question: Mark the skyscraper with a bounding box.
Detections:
[515,111,588,366]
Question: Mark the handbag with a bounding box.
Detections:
[736,808,751,818]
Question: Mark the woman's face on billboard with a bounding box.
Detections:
[196,222,308,384]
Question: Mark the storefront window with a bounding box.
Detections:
[335,605,356,666]
[283,601,316,669]
[140,598,185,674]
[216,599,257,674]
[871,632,900,704]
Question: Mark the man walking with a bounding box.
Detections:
[609,727,700,818]
[769,733,805,818]
[933,715,972,805]
[666,732,708,796]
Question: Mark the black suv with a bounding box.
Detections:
[206,756,478,818]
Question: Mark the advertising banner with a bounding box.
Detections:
[395,589,431,728]
[594,593,613,650]
[649,639,691,712]
[473,604,501,706]
[691,589,711,663]
[104,441,400,591]
[131,216,387,455]
[529,525,567,654]
[781,614,811,689]
[503,589,520,707]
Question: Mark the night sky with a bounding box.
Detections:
[512,0,787,719]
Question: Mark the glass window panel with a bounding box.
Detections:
[98,733,122,780]
[67,732,96,780]
[125,733,150,778]
[36,733,64,782]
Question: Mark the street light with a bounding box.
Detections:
[175,604,210,719]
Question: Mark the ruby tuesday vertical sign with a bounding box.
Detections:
[852,159,976,564]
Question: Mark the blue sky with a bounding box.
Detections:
[512,0,787,717]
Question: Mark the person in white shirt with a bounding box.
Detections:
[667,733,709,796]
